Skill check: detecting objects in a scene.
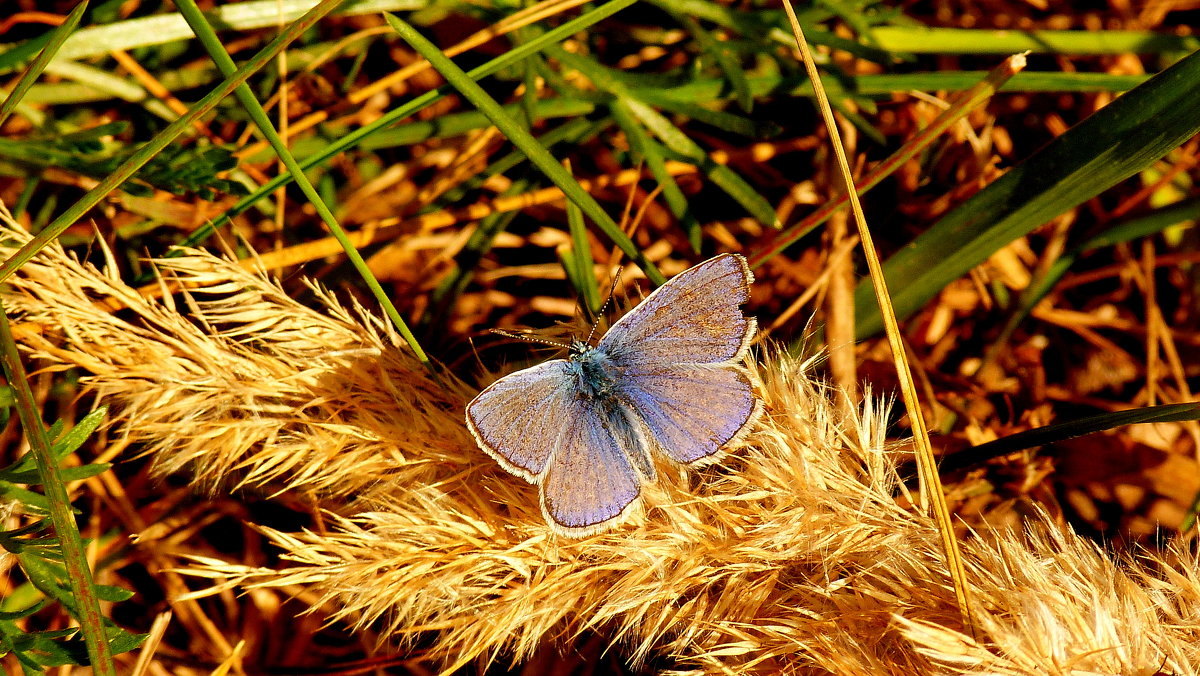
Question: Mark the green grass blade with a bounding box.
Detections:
[418,119,611,335]
[384,13,665,285]
[0,1,88,128]
[643,71,1149,105]
[610,100,700,252]
[42,60,176,121]
[0,298,114,675]
[624,97,779,228]
[937,402,1200,474]
[854,48,1200,339]
[173,0,428,364]
[563,197,602,316]
[677,13,753,112]
[354,99,597,152]
[634,89,779,137]
[0,0,423,74]
[872,26,1200,55]
[548,45,779,228]
[0,0,346,284]
[423,116,604,212]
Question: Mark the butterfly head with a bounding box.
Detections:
[567,338,593,359]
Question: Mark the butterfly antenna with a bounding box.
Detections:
[584,264,624,345]
[489,328,571,349]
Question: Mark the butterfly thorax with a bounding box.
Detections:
[567,340,621,400]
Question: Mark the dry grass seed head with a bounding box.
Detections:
[3,217,1200,674]
[1,221,472,500]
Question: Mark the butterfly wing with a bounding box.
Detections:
[619,363,760,464]
[465,359,575,482]
[597,253,754,367]
[540,396,644,536]
[597,253,759,464]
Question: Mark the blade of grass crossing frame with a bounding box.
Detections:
[426,117,605,213]
[173,0,428,364]
[384,13,664,285]
[178,0,639,253]
[854,47,1200,340]
[563,194,602,316]
[0,297,115,676]
[624,97,779,228]
[418,119,612,335]
[779,0,977,635]
[870,25,1200,55]
[677,13,753,113]
[0,0,346,284]
[936,402,1200,475]
[634,89,780,137]
[0,1,88,128]
[354,99,597,152]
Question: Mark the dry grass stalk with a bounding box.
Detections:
[3,221,1199,674]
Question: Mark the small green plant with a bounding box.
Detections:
[0,121,247,199]
[0,407,145,675]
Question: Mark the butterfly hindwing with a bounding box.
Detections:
[540,396,644,535]
[618,363,760,464]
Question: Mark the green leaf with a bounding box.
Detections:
[50,407,107,459]
[93,585,135,603]
[104,629,147,655]
[0,482,51,512]
[854,48,1200,339]
[0,600,47,622]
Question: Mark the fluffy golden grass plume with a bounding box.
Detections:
[3,216,1199,674]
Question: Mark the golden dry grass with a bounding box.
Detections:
[3,215,1199,674]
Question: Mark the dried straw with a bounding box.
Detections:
[3,219,1198,675]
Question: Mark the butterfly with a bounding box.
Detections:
[465,253,761,536]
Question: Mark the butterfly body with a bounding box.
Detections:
[567,341,622,400]
[467,254,761,536]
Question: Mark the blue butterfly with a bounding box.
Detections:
[466,254,761,536]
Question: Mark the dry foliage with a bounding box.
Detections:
[3,219,1200,675]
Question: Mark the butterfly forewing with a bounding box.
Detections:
[466,359,575,481]
[597,253,754,367]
